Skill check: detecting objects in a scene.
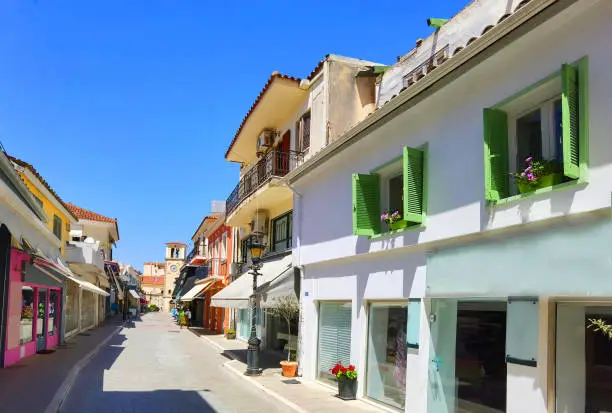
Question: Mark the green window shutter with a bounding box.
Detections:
[352,173,380,236]
[561,63,580,179]
[483,108,509,201]
[403,147,424,224]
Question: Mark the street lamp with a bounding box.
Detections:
[245,232,266,376]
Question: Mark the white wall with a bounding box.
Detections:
[299,250,427,404]
[294,0,612,268]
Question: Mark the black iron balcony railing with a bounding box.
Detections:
[226,150,303,215]
[185,247,198,263]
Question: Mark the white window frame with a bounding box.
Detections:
[500,76,562,193]
[375,159,403,216]
[221,232,227,261]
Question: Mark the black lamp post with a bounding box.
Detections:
[245,232,266,376]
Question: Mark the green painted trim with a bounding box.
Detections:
[370,155,402,174]
[369,224,425,240]
[492,70,560,109]
[427,18,448,29]
[578,57,589,182]
[492,56,588,109]
[421,143,429,226]
[493,179,588,207]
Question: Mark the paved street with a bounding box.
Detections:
[60,312,287,413]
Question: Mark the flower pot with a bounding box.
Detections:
[517,173,562,194]
[280,360,298,377]
[226,332,236,340]
[337,378,357,400]
[389,220,407,231]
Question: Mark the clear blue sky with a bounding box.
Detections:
[0,0,465,269]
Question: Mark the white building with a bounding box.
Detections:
[286,0,612,412]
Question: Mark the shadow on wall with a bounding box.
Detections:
[481,183,584,231]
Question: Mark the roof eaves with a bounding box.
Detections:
[9,156,79,221]
[224,72,301,160]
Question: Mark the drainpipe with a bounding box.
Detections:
[281,181,306,376]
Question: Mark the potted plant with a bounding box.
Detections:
[268,295,300,377]
[330,363,358,400]
[514,157,562,194]
[225,328,236,340]
[381,209,406,231]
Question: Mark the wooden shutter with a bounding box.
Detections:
[352,173,380,236]
[484,108,509,201]
[403,147,425,224]
[561,63,580,179]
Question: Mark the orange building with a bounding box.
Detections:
[202,213,233,333]
[140,262,165,308]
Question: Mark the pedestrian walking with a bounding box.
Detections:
[179,308,186,330]
[171,307,177,321]
[185,308,192,328]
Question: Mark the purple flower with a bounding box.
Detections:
[525,166,532,173]
[527,173,535,181]
[525,157,533,163]
[521,172,526,177]
[392,211,399,217]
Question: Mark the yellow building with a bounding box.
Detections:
[9,157,77,256]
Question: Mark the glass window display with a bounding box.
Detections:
[20,286,34,344]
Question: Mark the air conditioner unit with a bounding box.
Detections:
[256,129,275,152]
[230,262,243,275]
[250,210,269,235]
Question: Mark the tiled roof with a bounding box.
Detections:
[306,54,330,80]
[224,72,301,159]
[140,275,165,285]
[66,203,117,223]
[191,213,221,240]
[8,156,78,221]
[377,0,536,109]
[144,261,165,266]
[165,241,187,246]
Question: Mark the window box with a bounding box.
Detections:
[516,172,562,194]
[389,220,408,231]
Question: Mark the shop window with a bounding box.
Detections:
[20,286,34,344]
[317,302,352,385]
[366,303,408,410]
[48,290,58,337]
[272,211,292,252]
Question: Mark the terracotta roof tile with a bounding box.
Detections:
[224,72,301,159]
[377,0,535,110]
[306,54,329,81]
[66,202,117,223]
[8,156,78,221]
[140,275,165,285]
[165,241,187,245]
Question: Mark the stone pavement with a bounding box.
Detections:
[0,315,124,413]
[60,312,287,413]
[200,333,384,413]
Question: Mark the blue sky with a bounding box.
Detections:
[0,0,465,269]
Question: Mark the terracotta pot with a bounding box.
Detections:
[337,378,357,400]
[280,360,298,377]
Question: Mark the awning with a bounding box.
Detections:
[258,266,298,308]
[211,254,292,309]
[129,290,140,299]
[33,252,110,297]
[105,263,124,297]
[180,276,222,302]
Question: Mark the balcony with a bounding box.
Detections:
[65,241,105,270]
[207,258,229,278]
[226,150,303,222]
